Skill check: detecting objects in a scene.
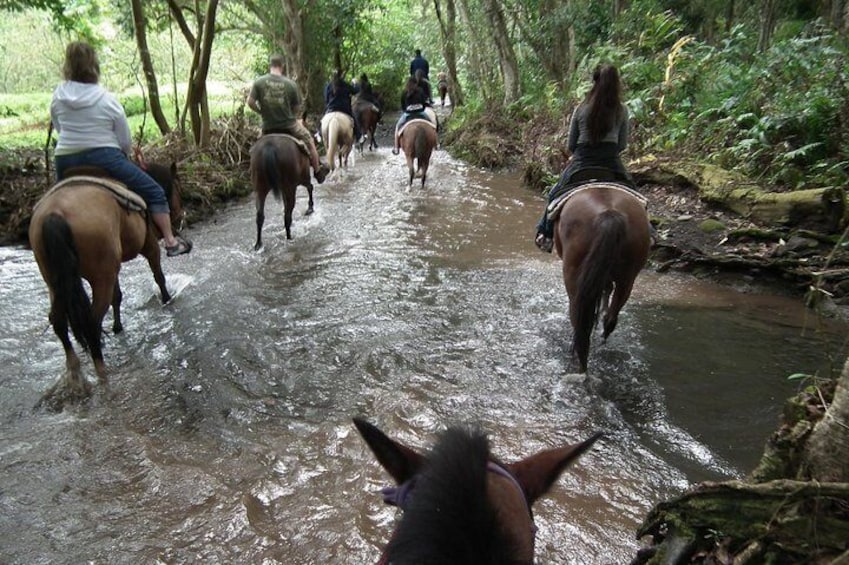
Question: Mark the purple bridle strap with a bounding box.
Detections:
[487,461,538,539]
[381,476,417,510]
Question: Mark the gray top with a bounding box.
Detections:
[567,102,629,152]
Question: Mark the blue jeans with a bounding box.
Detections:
[395,110,430,132]
[55,147,170,214]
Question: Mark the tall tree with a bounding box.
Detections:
[434,0,465,106]
[758,0,777,51]
[181,0,219,146]
[482,0,520,104]
[130,0,171,135]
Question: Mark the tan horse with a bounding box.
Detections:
[553,181,650,372]
[320,111,355,172]
[249,134,315,250]
[399,119,438,188]
[354,418,601,565]
[28,163,184,408]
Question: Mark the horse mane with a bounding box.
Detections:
[386,426,520,565]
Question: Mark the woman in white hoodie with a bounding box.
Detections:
[50,41,191,257]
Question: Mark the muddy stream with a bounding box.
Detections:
[0,145,846,564]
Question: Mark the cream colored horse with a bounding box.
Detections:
[320,112,355,173]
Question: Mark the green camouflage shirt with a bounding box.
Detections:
[249,74,301,130]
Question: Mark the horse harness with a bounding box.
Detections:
[376,461,536,564]
[34,174,148,215]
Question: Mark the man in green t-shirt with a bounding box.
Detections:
[247,55,328,183]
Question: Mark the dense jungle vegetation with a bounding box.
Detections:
[1,0,847,197]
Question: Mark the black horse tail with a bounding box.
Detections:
[572,210,626,371]
[262,141,283,201]
[41,213,102,357]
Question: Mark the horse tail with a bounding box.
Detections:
[262,141,283,201]
[40,213,102,355]
[414,127,427,166]
[327,116,339,169]
[572,210,626,370]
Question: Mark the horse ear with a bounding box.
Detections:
[507,432,603,506]
[353,418,427,485]
[170,161,178,179]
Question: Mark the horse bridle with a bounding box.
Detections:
[376,461,537,564]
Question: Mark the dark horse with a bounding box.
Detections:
[353,99,380,153]
[399,119,438,188]
[250,134,315,250]
[28,162,183,408]
[552,178,650,373]
[354,418,601,565]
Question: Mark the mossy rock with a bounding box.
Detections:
[699,218,725,233]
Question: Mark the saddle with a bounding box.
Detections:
[263,133,310,156]
[35,166,147,213]
[398,118,437,137]
[546,168,646,223]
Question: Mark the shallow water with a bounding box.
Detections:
[1,146,846,564]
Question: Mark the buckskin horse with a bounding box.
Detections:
[28,162,184,408]
[551,171,651,373]
[250,133,316,250]
[353,99,380,153]
[398,118,437,188]
[354,418,601,565]
[320,111,355,173]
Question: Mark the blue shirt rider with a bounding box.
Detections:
[409,49,429,79]
[324,71,362,141]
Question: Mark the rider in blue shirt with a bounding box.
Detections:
[409,49,429,79]
[324,71,362,142]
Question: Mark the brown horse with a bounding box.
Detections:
[399,119,437,188]
[553,181,650,373]
[353,99,380,153]
[320,111,355,173]
[28,162,183,408]
[438,79,448,106]
[250,134,315,250]
[354,418,601,565]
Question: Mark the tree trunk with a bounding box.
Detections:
[693,164,847,233]
[725,0,735,33]
[758,0,777,51]
[184,0,218,147]
[481,0,520,105]
[457,0,493,103]
[433,0,464,106]
[804,356,849,482]
[282,0,307,85]
[131,0,171,136]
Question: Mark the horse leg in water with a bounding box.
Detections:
[254,188,268,251]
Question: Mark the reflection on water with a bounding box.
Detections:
[0,149,846,564]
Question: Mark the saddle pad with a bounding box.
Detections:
[546,182,648,223]
[263,133,309,154]
[35,176,147,213]
[398,118,437,137]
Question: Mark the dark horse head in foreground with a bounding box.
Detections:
[354,418,601,564]
[28,162,183,409]
[250,134,316,250]
[553,177,650,372]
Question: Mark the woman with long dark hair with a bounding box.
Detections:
[534,64,633,252]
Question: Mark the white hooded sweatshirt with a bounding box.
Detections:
[50,81,132,156]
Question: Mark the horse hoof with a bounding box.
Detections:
[305,207,314,216]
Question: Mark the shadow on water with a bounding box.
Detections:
[0,144,847,564]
